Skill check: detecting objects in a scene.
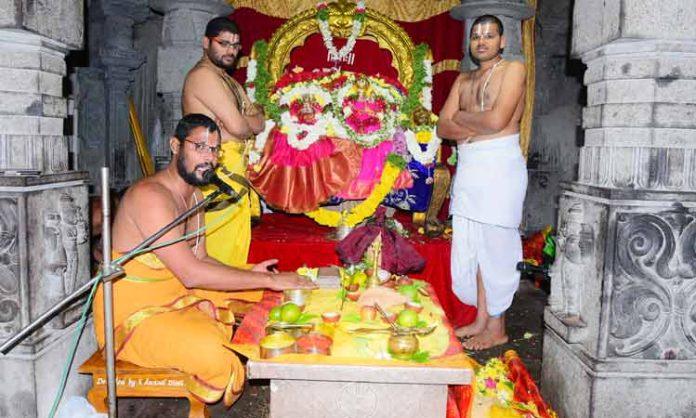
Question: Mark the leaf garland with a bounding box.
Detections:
[400,43,430,117]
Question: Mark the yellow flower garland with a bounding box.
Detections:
[305,160,402,227]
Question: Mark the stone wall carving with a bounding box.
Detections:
[0,198,20,338]
[609,204,696,359]
[549,202,595,328]
[41,194,89,328]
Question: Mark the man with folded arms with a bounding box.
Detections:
[437,15,528,350]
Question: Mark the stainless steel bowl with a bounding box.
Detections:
[283,289,311,307]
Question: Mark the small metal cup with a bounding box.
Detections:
[260,343,297,359]
[283,289,311,307]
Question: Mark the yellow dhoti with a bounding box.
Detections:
[202,140,260,267]
[93,253,246,405]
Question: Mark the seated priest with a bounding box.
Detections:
[92,114,316,405]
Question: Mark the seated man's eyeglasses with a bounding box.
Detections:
[210,37,242,51]
[184,139,222,155]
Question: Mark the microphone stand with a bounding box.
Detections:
[0,168,230,417]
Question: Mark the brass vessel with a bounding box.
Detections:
[387,333,419,360]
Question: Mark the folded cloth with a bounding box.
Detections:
[450,134,527,228]
[336,207,425,274]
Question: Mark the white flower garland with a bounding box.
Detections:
[404,127,441,165]
[248,119,275,165]
[246,58,258,99]
[422,59,433,111]
[422,87,432,111]
[317,0,365,62]
[424,59,433,84]
[273,83,344,151]
[280,112,338,151]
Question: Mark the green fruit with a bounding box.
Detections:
[280,303,302,323]
[352,271,368,287]
[396,309,419,328]
[268,306,282,322]
[398,285,419,302]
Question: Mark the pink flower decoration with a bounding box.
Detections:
[485,378,497,389]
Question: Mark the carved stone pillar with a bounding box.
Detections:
[542,1,696,417]
[150,0,232,159]
[0,2,95,417]
[76,0,148,192]
[450,0,534,70]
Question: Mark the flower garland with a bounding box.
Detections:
[246,58,257,100]
[401,43,430,116]
[316,0,366,62]
[404,126,441,165]
[246,40,282,121]
[475,357,551,418]
[422,57,433,111]
[305,155,405,227]
[280,111,338,151]
[331,74,402,147]
[248,119,275,166]
[278,84,333,108]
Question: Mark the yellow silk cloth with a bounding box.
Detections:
[226,288,475,374]
[201,140,261,268]
[228,0,461,22]
[92,252,258,405]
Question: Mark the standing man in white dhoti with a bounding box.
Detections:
[437,15,527,350]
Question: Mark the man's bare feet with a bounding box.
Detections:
[462,329,508,350]
[455,317,487,339]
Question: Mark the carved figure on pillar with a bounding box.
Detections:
[58,195,89,294]
[42,194,89,328]
[549,203,593,328]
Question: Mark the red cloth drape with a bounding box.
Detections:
[248,213,476,328]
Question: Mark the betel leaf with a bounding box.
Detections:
[341,313,361,323]
[411,279,427,289]
[411,351,430,363]
[295,313,318,324]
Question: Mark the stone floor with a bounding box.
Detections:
[116,280,548,417]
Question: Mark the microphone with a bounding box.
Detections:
[203,170,239,198]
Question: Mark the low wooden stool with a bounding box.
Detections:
[79,352,209,418]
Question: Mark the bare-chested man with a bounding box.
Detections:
[437,15,528,350]
[182,17,264,268]
[93,114,315,405]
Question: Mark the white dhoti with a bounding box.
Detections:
[450,134,527,316]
